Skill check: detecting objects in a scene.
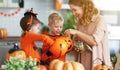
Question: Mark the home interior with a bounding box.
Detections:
[0,0,120,69]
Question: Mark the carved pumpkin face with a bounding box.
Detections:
[6,50,26,59]
[49,38,68,57]
[60,36,73,50]
[49,36,73,58]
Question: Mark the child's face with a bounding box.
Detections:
[49,22,63,35]
[29,23,40,34]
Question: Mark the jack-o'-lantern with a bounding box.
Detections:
[49,36,73,58]
[93,58,112,70]
[60,36,73,52]
[49,38,68,58]
[6,43,26,59]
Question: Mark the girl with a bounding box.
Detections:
[20,9,54,64]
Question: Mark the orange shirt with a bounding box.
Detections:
[41,35,73,62]
[20,32,54,62]
[42,35,61,53]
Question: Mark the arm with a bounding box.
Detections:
[75,30,96,46]
[25,32,54,46]
[64,29,96,47]
[64,16,106,47]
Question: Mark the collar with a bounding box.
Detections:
[48,32,62,37]
[48,32,55,36]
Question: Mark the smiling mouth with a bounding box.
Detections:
[77,14,82,19]
[74,14,79,17]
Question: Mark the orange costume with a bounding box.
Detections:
[41,35,73,64]
[20,32,54,62]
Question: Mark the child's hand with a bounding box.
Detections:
[64,29,77,37]
[64,29,72,37]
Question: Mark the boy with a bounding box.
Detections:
[41,11,73,65]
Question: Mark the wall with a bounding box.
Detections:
[0,0,67,36]
[0,0,76,66]
[1,0,120,67]
[101,11,120,57]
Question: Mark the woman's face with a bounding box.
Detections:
[69,4,83,18]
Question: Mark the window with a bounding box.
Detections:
[56,0,69,10]
[0,0,19,8]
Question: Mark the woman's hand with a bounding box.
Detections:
[64,29,78,37]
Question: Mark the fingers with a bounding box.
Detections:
[64,29,71,37]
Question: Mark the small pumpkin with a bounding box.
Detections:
[49,59,85,70]
[49,36,73,58]
[0,28,8,39]
[93,58,112,70]
[37,65,48,70]
[6,43,26,59]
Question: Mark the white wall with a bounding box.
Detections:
[0,0,67,36]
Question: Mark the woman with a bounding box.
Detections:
[64,0,112,70]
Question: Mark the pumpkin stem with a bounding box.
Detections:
[13,43,19,50]
[101,61,105,65]
[97,58,105,65]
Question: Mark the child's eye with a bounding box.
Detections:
[38,27,40,29]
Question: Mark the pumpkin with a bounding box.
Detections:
[63,61,73,70]
[49,59,85,70]
[6,50,26,59]
[60,36,73,52]
[49,38,68,58]
[0,28,8,39]
[49,36,73,58]
[37,65,48,70]
[93,58,112,70]
[6,43,26,59]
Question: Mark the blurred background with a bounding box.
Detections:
[0,0,120,67]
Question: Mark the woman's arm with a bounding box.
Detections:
[64,16,107,47]
[64,29,96,47]
[75,30,96,46]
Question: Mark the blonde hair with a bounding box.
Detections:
[48,11,64,24]
[69,0,99,26]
